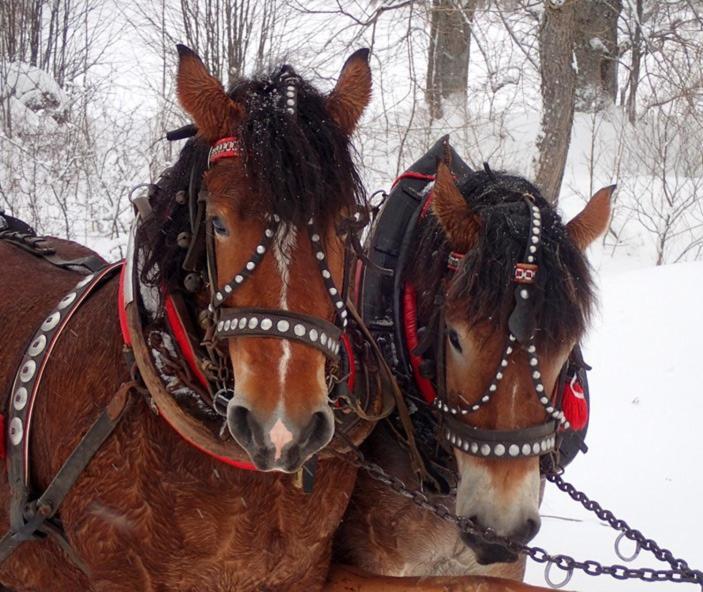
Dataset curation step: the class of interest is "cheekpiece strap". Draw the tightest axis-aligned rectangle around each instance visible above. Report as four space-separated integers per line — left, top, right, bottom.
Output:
208 136 239 167
215 307 342 360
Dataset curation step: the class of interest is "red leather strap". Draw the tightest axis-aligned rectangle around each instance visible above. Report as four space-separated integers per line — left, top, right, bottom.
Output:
208 136 239 166
164 296 209 390
402 283 437 404
117 262 130 346
340 333 356 393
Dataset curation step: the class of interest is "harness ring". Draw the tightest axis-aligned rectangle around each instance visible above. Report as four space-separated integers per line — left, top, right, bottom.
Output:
614 530 642 562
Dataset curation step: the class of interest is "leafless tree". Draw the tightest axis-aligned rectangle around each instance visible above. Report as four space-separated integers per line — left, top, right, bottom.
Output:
533 0 577 203
425 0 479 120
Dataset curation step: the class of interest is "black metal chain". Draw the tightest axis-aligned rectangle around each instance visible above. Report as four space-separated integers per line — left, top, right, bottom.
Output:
333 445 703 588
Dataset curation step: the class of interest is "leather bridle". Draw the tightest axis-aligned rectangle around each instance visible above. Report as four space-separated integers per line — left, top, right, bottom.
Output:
432 193 572 460
200 135 352 415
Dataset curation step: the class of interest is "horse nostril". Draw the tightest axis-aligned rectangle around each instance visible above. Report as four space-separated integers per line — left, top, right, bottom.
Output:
228 405 254 447
525 517 540 540
298 410 334 453
513 517 541 543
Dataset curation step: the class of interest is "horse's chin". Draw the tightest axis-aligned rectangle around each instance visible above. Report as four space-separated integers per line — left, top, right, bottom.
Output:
459 531 518 565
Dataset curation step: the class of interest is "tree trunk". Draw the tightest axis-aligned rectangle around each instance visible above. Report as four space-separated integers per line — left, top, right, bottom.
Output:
573 0 622 112
626 0 643 124
534 0 577 204
425 0 478 120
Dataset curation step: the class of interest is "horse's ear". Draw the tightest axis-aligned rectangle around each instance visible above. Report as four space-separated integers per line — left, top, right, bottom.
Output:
326 48 372 136
176 44 244 143
432 160 480 253
566 185 615 250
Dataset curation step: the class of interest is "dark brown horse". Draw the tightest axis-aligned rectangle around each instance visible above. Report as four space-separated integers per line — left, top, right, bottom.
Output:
336 148 612 584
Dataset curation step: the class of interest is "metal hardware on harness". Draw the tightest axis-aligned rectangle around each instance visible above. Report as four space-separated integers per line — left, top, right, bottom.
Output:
0 261 131 572
332 443 703 588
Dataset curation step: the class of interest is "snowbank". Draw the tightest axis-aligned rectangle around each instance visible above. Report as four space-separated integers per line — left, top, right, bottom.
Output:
526 261 703 591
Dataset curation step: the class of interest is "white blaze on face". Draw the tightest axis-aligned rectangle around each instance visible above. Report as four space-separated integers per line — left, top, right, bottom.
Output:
269 417 294 460
455 452 541 536
273 225 297 395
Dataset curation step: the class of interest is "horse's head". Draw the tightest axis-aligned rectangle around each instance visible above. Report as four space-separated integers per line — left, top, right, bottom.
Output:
415 154 612 563
174 46 371 472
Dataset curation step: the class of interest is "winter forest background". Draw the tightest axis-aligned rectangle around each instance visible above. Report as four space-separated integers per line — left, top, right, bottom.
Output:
2 2 702 591
2 0 702 266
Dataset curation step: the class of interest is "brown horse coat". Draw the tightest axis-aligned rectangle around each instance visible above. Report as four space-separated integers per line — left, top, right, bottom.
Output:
0 239 356 591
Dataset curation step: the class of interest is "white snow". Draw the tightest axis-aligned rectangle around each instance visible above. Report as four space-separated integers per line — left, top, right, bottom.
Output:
525 257 703 591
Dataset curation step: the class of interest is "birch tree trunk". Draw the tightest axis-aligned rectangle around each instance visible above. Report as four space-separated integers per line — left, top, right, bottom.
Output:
534 0 577 204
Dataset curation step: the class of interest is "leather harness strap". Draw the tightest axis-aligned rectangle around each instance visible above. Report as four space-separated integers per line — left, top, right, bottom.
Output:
0 251 130 572
0 383 135 573
0 228 105 275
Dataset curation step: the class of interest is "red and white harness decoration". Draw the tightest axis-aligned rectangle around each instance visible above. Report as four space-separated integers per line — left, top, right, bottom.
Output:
208 136 239 167
514 262 538 284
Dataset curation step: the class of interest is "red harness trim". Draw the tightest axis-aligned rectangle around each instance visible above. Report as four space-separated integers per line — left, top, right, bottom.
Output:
391 171 436 190
340 333 356 393
164 296 209 390
402 283 437 404
208 136 239 166
117 261 131 347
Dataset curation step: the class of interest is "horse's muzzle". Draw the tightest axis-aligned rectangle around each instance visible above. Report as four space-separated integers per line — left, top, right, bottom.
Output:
227 401 334 472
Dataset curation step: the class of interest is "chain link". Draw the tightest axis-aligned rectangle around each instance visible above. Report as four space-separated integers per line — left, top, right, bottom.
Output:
333 445 703 588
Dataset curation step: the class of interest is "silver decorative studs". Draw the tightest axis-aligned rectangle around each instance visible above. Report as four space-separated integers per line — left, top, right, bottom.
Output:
309 329 318 342
246 261 255 271
277 320 290 333
19 360 37 383
248 317 259 329
495 444 506 456
294 324 305 337
13 387 28 411
76 274 95 288
9 417 23 446
261 318 273 331
509 444 520 457
58 292 77 310
41 312 61 332
28 335 47 357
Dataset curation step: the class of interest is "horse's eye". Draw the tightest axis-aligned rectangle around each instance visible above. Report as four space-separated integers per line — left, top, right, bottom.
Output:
447 329 463 353
211 216 229 237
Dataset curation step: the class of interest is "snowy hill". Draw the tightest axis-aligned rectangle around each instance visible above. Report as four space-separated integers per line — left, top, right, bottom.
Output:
526 260 703 591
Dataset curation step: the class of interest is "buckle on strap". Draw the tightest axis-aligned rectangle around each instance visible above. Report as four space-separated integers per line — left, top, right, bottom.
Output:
215 307 342 360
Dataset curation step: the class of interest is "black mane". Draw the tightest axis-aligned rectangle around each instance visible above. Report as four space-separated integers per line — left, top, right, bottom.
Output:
138 64 364 295
409 170 595 351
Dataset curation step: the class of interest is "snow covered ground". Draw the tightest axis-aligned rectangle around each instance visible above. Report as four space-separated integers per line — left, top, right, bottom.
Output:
525 254 703 591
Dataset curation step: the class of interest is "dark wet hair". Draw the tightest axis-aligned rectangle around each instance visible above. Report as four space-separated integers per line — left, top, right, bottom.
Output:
138 64 364 294
409 170 595 351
